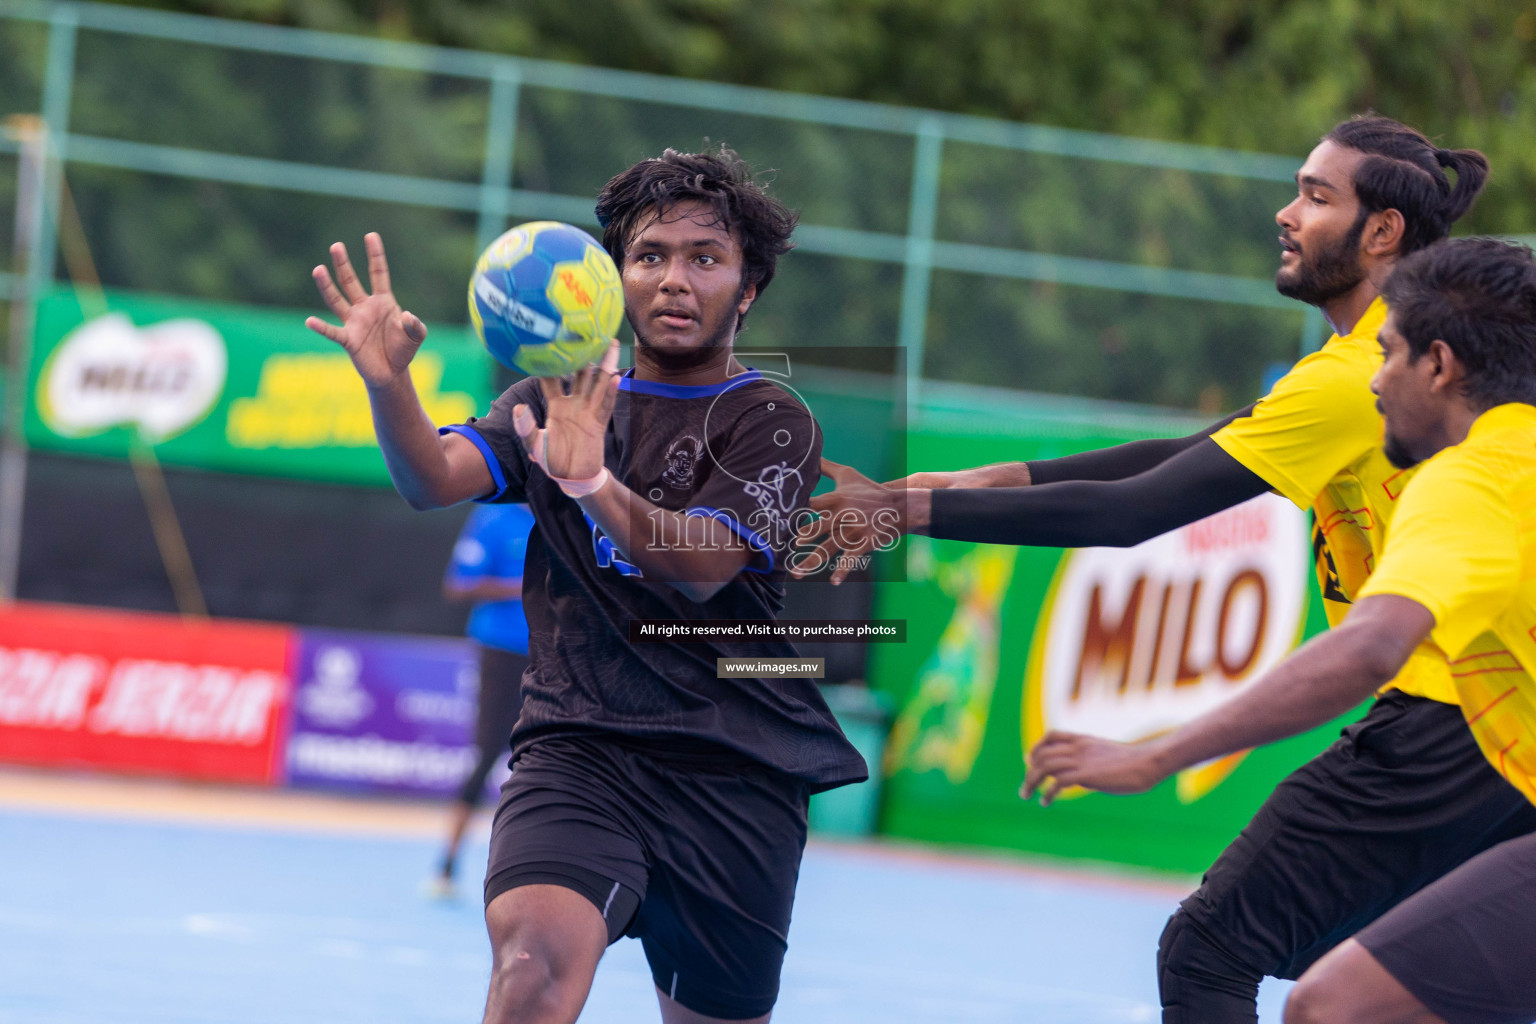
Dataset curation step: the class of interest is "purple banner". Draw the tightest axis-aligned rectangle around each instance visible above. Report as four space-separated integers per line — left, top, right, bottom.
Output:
285 628 501 798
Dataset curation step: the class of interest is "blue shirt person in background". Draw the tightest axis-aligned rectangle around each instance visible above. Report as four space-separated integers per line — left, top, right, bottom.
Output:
432 503 535 896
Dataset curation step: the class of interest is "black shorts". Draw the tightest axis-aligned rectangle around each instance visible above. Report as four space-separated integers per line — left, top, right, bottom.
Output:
483 733 809 1020
1177 691 1536 979
1359 831 1536 1024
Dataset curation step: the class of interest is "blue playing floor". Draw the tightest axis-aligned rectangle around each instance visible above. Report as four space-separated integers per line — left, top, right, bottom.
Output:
0 801 1294 1023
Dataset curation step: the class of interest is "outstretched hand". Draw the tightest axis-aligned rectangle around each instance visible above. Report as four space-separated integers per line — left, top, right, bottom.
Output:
1021 731 1170 806
791 458 907 584
513 339 622 483
305 233 427 388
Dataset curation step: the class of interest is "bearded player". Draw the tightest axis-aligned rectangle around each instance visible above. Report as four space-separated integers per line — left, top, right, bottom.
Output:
798 116 1536 1023
307 147 866 1024
1027 235 1536 1024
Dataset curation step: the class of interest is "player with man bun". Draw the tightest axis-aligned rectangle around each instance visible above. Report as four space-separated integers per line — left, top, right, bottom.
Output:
799 115 1536 1023
1027 235 1536 1024
307 145 865 1024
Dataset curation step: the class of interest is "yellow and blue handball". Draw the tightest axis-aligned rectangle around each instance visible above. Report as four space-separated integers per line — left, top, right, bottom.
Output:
468 221 624 377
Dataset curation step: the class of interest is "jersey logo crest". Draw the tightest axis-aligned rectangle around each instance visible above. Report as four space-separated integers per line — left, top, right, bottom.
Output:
662 434 705 490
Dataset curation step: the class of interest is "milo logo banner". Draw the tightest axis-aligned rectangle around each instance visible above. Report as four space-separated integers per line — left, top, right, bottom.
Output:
872 424 1342 874
37 312 228 441
1024 494 1308 803
24 287 493 486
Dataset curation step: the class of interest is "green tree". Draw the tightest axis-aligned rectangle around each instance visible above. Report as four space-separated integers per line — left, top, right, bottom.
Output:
95 0 1536 233
7 0 1534 410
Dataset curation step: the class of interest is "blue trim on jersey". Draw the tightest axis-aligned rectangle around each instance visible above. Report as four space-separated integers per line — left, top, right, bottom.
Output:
582 510 644 577
685 505 775 575
439 424 508 501
617 368 763 399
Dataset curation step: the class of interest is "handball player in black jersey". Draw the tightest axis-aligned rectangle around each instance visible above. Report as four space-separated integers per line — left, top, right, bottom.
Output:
305 147 867 1024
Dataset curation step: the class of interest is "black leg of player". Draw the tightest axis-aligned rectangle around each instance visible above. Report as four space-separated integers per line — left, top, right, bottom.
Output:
1157 912 1263 1024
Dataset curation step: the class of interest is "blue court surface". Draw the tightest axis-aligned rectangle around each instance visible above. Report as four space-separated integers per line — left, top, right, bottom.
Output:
0 788 1294 1023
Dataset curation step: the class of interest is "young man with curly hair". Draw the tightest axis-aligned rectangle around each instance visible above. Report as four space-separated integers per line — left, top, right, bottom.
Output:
308 146 865 1024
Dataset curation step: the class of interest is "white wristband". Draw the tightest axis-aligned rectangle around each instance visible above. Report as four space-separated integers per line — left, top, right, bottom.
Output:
553 467 611 498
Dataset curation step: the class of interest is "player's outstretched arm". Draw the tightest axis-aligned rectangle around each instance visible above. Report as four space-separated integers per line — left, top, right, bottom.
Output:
1021 594 1433 805
926 440 1269 546
885 405 1254 490
794 439 1269 584
306 233 492 509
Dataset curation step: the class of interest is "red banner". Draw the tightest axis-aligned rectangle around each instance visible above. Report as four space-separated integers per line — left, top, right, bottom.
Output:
0 602 294 784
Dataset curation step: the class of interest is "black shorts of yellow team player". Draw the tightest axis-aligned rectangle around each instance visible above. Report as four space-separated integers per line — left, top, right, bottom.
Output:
483 733 809 1020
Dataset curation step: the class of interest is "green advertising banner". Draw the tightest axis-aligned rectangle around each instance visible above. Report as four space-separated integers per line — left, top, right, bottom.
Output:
870 417 1346 876
24 287 496 486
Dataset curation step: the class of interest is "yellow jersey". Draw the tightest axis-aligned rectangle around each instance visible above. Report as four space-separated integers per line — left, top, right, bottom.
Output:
1360 404 1536 802
1211 296 1458 703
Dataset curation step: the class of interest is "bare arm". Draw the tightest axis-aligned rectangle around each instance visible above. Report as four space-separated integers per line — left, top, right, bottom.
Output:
305 233 493 509
1022 594 1434 804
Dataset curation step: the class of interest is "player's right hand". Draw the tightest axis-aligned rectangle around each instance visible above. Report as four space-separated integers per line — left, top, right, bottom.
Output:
513 339 622 484
1021 730 1167 806
305 232 428 388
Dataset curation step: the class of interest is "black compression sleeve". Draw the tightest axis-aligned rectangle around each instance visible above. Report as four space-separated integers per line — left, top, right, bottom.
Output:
930 439 1270 548
1025 404 1255 485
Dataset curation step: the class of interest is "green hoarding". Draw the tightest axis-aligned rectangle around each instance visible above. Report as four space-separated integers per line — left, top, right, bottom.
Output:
24 286 496 486
869 416 1348 876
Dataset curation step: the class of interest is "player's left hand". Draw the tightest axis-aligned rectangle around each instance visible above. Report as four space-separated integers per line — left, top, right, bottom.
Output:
513 339 621 482
1022 731 1168 806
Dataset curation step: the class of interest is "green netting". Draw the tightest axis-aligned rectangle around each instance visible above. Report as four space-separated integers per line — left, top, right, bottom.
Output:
1 0 1335 414
70 30 492 183
64 165 481 324
516 88 917 236
0 153 17 276
936 142 1297 279
925 270 1304 410
741 251 905 351
0 17 46 121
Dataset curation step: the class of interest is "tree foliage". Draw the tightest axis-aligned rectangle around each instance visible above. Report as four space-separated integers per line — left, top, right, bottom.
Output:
101 0 1536 233
5 1 1533 411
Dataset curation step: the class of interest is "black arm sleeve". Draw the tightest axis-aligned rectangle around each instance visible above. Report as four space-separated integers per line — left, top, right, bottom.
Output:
930 437 1270 548
1025 404 1255 485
